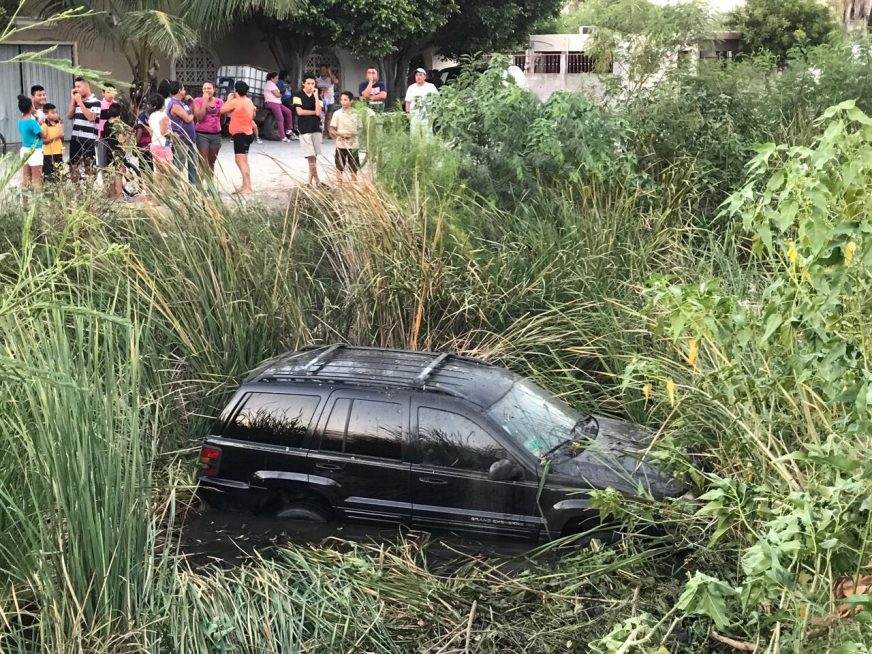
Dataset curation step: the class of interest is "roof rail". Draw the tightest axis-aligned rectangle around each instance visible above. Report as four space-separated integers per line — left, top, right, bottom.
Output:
416 352 451 384
303 344 343 374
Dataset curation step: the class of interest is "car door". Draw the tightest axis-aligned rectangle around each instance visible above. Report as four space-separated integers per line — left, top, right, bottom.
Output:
215 390 324 485
307 390 412 526
410 400 543 540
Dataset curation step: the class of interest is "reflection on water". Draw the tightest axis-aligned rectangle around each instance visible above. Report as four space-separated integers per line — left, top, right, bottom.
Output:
179 510 557 571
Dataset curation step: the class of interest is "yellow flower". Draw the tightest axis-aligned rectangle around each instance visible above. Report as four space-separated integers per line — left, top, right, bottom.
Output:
666 379 676 407
787 240 798 266
844 241 857 266
687 338 699 367
642 383 653 399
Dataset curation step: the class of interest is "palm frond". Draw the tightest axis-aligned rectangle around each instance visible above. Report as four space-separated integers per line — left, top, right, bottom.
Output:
117 9 198 58
183 0 299 32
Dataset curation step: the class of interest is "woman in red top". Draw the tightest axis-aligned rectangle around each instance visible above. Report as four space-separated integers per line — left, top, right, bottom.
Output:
220 80 256 194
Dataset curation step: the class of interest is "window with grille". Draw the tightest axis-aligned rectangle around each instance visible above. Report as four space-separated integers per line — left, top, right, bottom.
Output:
533 52 561 74
174 45 219 99
512 53 527 70
567 52 595 74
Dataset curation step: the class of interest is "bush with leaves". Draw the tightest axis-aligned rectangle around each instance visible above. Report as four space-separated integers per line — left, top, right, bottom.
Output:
623 101 872 650
428 55 639 205
727 0 840 66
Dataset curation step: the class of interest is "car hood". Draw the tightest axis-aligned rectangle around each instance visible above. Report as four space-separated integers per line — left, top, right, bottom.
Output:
547 415 685 499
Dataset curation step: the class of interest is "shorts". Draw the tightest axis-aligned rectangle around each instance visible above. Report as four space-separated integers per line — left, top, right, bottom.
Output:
150 144 173 163
232 133 253 155
69 138 96 167
334 147 360 173
20 147 44 167
300 132 322 158
196 132 222 150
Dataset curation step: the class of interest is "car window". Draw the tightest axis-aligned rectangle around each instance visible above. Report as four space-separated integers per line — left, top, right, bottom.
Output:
319 398 404 460
225 393 320 447
417 407 508 472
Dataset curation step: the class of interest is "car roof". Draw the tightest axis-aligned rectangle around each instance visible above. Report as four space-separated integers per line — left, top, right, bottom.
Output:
244 345 517 408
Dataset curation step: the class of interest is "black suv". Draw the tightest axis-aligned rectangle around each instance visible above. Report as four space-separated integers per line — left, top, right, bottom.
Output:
198 345 684 542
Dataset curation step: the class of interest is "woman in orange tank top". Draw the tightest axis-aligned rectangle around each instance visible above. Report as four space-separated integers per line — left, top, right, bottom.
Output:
220 80 256 194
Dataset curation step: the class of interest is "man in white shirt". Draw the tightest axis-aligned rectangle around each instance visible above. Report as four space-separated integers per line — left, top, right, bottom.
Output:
404 67 439 140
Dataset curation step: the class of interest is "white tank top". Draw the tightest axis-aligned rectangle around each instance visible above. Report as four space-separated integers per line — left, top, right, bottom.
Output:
149 111 169 147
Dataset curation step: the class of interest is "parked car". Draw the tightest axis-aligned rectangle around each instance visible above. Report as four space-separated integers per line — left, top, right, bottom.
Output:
197 345 685 543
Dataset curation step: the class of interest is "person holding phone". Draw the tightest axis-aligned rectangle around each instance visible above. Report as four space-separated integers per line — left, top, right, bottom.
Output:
193 81 224 174
220 81 256 194
66 77 100 182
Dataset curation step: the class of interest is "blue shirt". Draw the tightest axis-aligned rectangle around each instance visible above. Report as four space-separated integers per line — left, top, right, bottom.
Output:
18 117 43 149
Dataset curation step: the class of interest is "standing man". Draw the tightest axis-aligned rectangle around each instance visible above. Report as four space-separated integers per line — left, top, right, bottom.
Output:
293 74 323 186
97 84 116 168
358 66 387 111
66 76 100 182
31 85 47 123
404 67 439 140
315 65 338 137
166 80 199 187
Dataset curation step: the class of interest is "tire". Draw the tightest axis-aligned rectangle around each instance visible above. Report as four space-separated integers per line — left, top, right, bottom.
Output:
0 132 6 155
260 112 280 141
273 493 334 524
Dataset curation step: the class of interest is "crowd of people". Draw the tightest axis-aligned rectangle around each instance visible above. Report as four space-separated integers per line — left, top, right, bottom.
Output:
15 64 441 197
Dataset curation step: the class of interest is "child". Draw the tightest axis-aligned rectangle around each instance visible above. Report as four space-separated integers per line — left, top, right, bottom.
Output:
319 86 330 134
147 93 173 190
97 84 116 167
41 103 64 182
101 102 129 198
17 95 43 193
329 91 362 183
134 99 153 172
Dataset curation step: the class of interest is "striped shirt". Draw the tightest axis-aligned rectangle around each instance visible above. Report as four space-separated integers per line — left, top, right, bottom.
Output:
71 94 100 141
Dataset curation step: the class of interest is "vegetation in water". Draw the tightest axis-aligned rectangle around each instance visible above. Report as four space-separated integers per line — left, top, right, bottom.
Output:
4 14 872 654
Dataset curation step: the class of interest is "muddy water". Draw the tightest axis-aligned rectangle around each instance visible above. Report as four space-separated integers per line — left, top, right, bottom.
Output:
179 509 557 571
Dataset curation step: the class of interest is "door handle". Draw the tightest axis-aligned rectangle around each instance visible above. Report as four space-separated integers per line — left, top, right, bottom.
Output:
315 463 342 472
418 477 448 485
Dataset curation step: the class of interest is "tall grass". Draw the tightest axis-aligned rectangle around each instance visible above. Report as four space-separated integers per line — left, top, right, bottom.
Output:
2 81 871 651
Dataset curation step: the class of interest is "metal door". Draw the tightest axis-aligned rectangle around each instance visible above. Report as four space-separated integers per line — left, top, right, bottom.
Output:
0 43 74 144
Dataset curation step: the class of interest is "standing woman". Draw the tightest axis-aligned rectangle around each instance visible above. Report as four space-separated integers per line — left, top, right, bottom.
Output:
17 95 43 193
220 81 256 194
264 72 294 142
193 81 224 174
147 93 173 189
166 80 199 187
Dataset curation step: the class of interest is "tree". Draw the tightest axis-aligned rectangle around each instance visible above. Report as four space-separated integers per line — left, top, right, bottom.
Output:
37 0 297 96
580 0 713 97
252 0 561 101
835 0 872 32
728 0 838 65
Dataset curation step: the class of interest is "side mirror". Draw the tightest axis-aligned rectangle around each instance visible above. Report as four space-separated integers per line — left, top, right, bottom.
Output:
489 458 523 482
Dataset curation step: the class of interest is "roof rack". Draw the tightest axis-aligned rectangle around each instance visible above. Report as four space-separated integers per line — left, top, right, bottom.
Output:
416 352 451 384
302 344 344 374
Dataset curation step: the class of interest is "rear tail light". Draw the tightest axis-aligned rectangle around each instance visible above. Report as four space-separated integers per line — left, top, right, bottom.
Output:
199 445 222 477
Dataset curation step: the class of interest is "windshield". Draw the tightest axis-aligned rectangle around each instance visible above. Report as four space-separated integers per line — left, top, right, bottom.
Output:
485 379 582 457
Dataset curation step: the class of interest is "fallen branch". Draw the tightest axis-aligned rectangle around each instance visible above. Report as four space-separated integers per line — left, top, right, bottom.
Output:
710 629 757 652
